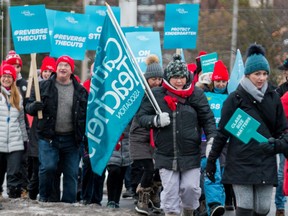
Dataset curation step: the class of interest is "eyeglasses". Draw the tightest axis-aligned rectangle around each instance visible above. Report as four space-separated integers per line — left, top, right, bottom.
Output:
1 75 13 80
57 63 71 69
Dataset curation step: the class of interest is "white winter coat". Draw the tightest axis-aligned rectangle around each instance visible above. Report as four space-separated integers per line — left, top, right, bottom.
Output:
0 87 28 153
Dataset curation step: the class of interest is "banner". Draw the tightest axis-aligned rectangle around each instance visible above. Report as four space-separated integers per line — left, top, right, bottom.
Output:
122 26 153 35
85 5 120 50
50 11 89 60
227 49 245 94
205 92 228 127
164 3 199 49
125 31 162 72
46 9 56 43
9 5 50 54
86 14 145 175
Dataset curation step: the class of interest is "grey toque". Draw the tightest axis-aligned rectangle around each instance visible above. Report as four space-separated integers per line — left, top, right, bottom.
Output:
144 55 164 79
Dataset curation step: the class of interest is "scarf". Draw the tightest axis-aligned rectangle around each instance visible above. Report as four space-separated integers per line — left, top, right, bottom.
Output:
240 77 268 102
162 79 194 111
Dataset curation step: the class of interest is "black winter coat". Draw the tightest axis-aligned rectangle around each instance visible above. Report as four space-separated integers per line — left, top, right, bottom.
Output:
25 74 88 146
211 84 286 185
137 86 216 171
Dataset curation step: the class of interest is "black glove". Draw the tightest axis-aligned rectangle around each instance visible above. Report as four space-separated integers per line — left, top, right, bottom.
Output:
206 158 216 183
258 137 275 155
31 101 44 112
274 136 288 158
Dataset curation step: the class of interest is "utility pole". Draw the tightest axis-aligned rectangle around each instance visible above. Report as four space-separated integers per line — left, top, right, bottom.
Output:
230 0 238 72
5 0 10 55
0 0 4 61
119 0 137 27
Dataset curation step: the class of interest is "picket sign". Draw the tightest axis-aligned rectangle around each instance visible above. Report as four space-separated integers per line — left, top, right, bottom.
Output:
25 53 43 119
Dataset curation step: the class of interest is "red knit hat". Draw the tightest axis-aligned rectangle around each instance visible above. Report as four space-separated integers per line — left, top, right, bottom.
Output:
211 60 229 81
281 92 288 119
56 55 74 72
5 50 23 67
0 64 17 81
40 56 56 73
195 51 207 61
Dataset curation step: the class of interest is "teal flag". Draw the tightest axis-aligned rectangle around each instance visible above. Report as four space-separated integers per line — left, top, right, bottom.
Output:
9 5 50 54
224 108 267 144
86 14 145 175
227 49 244 94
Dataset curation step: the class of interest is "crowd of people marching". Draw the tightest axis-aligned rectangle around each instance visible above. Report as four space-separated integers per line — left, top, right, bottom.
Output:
0 43 288 216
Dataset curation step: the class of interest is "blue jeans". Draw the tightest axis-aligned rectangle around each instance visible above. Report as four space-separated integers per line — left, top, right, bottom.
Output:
275 154 287 209
38 135 80 203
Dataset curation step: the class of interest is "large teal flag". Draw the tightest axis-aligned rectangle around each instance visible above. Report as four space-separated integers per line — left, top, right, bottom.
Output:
227 49 244 94
86 14 145 175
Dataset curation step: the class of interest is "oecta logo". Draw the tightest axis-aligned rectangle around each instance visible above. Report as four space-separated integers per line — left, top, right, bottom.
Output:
136 35 149 41
21 10 35 16
65 16 78 24
96 10 106 16
176 8 188 14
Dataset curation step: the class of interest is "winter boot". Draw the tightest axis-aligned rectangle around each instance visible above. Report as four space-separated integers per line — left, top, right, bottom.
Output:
8 187 21 198
150 181 162 212
135 185 152 215
181 209 194 216
236 207 253 216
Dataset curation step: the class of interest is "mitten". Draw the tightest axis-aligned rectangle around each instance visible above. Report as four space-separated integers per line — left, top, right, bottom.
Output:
154 112 170 127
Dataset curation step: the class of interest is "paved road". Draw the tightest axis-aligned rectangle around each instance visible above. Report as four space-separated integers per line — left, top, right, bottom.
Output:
102 188 287 216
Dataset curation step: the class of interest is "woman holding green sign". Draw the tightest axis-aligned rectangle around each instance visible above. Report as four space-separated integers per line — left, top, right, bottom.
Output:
206 44 288 216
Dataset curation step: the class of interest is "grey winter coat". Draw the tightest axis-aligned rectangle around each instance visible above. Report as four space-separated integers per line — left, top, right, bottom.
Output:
137 86 216 171
108 126 131 167
0 88 28 153
129 115 154 160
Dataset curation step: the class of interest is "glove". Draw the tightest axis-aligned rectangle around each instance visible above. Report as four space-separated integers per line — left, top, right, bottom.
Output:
258 137 275 155
205 137 214 158
206 158 216 183
154 112 170 127
274 136 288 158
31 101 44 112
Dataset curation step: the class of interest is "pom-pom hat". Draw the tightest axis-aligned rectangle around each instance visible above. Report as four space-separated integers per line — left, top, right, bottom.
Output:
244 44 270 75
212 60 229 81
41 56 56 73
0 64 17 81
165 54 189 81
5 50 22 67
278 58 288 70
56 55 75 72
144 55 164 79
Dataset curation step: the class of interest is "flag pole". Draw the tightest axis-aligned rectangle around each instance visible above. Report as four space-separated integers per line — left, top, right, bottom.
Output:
105 2 162 114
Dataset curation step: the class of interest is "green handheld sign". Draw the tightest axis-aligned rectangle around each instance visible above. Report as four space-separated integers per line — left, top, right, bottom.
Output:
224 108 268 144
200 52 218 73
